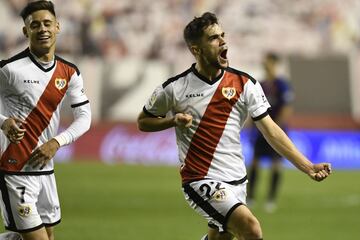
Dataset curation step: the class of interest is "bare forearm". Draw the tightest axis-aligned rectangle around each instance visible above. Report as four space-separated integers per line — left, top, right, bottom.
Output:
137 115 175 132
265 126 313 173
256 117 313 174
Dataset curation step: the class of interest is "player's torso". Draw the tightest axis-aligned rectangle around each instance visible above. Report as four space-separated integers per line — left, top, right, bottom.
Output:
168 68 249 183
0 52 74 173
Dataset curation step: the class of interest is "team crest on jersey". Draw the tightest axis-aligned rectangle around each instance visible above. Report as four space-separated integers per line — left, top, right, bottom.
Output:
18 205 31 217
213 189 227 201
222 87 236 100
55 78 67 90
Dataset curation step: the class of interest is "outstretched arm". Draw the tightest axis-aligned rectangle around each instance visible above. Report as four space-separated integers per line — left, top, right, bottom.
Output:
254 115 331 181
137 111 192 132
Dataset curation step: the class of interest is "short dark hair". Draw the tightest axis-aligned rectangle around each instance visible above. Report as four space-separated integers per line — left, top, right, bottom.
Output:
183 12 218 46
20 1 56 21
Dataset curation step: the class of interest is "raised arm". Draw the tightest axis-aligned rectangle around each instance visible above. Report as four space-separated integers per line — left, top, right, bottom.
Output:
254 115 331 181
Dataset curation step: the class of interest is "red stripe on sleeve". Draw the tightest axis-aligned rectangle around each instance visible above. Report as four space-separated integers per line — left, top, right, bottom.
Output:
181 72 248 183
0 61 74 172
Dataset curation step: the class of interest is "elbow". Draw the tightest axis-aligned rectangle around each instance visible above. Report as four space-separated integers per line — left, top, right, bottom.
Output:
137 120 148 132
137 112 149 132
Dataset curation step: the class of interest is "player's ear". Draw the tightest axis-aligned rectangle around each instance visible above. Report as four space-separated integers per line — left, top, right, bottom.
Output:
55 21 60 34
190 45 201 56
23 27 28 38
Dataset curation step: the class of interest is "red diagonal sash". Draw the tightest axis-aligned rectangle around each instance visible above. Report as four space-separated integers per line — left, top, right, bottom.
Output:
181 72 247 183
0 61 73 171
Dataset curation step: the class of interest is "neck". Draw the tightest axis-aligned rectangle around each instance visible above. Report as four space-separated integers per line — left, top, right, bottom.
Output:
29 47 55 62
195 62 222 81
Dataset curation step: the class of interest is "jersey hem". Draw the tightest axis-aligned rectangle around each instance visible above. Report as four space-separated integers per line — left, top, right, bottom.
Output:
252 110 269 121
71 100 89 108
143 106 165 118
44 219 61 227
182 175 248 186
0 170 54 175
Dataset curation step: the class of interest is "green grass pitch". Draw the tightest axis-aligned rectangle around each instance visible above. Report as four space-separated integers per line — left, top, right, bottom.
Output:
1 162 359 240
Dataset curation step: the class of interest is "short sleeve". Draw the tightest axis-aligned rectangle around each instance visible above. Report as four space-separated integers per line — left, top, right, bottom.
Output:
66 73 89 107
143 85 173 117
244 80 271 120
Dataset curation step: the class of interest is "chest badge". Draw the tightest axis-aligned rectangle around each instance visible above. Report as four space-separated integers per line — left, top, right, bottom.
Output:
55 78 67 90
222 87 236 100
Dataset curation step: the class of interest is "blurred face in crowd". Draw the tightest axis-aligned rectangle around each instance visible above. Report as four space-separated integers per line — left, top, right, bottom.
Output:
23 10 59 58
193 23 228 70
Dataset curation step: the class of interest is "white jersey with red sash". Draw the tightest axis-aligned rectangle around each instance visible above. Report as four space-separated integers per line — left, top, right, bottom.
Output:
0 48 89 174
144 64 271 184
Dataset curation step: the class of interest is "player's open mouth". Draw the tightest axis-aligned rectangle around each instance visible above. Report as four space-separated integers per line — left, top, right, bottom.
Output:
219 49 228 60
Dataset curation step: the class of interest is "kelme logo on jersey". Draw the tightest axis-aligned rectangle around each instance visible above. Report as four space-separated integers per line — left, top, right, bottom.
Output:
55 78 67 90
222 87 236 100
18 205 31 217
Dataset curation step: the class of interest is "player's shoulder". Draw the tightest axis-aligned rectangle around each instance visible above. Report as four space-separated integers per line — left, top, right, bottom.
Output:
225 67 257 85
0 48 30 69
55 54 81 76
162 66 192 89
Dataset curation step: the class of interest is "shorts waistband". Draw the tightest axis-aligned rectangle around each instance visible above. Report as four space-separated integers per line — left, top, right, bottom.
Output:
182 175 247 187
225 175 248 185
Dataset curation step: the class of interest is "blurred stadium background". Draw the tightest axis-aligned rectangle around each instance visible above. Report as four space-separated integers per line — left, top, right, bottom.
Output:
0 0 360 239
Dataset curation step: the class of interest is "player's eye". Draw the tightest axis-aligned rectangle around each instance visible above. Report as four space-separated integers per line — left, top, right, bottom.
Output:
30 23 40 29
44 21 53 27
209 35 218 41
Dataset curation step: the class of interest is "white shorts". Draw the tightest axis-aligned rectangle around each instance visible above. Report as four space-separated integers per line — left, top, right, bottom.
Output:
0 172 61 233
182 177 247 232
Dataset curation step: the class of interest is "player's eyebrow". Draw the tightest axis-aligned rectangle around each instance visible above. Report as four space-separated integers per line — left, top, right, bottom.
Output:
208 34 219 40
208 32 225 40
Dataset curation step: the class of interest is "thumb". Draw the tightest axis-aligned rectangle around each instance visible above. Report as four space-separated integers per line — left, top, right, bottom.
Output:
324 163 332 173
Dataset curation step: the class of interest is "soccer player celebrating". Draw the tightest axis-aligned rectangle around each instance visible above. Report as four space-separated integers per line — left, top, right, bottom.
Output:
138 12 331 240
0 1 91 240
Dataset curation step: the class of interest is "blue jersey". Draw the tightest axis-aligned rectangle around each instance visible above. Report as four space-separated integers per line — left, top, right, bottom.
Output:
260 77 293 122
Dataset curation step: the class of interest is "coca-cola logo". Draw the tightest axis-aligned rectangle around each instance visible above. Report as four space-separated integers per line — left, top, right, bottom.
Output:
100 127 179 165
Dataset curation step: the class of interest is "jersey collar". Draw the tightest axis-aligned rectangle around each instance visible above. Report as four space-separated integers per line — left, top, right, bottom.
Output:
191 63 224 85
26 48 56 72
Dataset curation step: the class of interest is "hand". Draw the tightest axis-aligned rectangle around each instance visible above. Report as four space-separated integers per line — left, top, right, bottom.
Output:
1 117 27 144
28 139 60 170
308 163 332 182
174 113 193 128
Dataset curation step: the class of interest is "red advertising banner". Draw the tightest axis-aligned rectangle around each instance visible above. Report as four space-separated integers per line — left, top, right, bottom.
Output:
55 123 179 165
55 122 360 169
